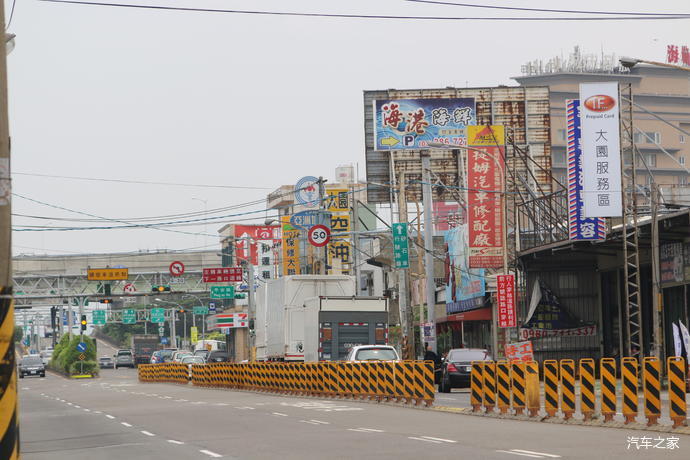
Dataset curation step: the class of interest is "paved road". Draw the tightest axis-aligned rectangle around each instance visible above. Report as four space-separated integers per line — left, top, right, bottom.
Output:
19 368 687 459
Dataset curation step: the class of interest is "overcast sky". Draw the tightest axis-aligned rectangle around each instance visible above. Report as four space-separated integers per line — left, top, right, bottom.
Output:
7 0 689 256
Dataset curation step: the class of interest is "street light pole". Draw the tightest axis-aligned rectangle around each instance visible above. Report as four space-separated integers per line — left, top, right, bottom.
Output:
421 151 437 354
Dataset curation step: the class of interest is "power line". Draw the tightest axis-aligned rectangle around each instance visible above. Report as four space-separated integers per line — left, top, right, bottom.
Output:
6 0 17 29
405 0 689 17
39 0 690 20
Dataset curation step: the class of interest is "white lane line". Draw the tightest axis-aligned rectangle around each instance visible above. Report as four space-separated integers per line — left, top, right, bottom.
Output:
105 415 115 419
496 451 544 458
93 411 102 414
420 436 457 443
215 403 228 406
348 428 384 433
74 405 81 409
140 431 155 437
199 449 223 458
511 450 561 458
408 436 442 444
162 396 172 399
272 412 288 417
83 409 91 412
168 440 185 445
300 420 321 425
66 402 73 406
178 399 189 402
235 406 255 410
355 428 384 433
40 393 45 396
192 401 208 405
309 420 330 425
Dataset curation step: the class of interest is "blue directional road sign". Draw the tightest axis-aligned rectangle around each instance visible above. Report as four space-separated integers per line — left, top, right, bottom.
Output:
76 342 87 352
161 337 169 345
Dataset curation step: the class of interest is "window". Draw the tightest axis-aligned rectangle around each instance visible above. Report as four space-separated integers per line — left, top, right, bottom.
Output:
552 150 566 165
681 135 686 144
634 132 661 144
261 257 270 266
262 270 271 279
680 156 686 165
556 129 567 141
637 154 656 167
679 176 688 186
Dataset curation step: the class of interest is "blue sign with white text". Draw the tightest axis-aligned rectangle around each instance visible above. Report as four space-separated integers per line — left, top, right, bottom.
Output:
373 97 475 150
76 342 87 352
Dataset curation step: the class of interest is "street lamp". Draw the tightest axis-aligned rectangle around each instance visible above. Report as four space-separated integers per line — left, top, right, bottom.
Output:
619 56 690 72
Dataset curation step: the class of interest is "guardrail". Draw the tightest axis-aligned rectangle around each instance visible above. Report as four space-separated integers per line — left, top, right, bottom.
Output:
470 357 687 428
138 361 435 406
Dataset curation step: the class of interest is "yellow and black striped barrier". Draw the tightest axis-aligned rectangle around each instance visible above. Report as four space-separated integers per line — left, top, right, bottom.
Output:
600 358 617 422
621 357 638 424
578 358 595 421
0 290 19 460
543 359 559 418
525 361 540 417
667 357 687 428
643 357 661 426
496 360 511 414
510 361 526 415
559 359 575 420
482 361 496 413
470 361 483 412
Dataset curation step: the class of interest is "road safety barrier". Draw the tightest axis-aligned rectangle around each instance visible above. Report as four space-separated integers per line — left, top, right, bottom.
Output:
138 360 434 406
468 357 688 426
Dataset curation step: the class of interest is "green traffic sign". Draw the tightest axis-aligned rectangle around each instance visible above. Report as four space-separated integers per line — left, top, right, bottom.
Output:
122 308 137 324
92 310 106 325
193 306 208 315
210 285 235 299
392 223 409 269
150 308 166 324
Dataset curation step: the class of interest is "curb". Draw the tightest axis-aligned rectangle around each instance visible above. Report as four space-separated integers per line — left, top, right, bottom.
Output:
431 405 690 436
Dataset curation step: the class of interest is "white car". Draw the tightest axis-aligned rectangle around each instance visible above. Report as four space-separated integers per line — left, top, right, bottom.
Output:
40 349 54 366
171 351 193 363
344 345 400 362
181 355 206 380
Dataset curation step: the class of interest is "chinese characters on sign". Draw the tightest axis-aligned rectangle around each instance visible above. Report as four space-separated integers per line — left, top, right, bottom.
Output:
87 268 129 281
392 223 409 269
626 436 680 450
325 189 350 212
504 341 534 362
566 99 606 240
467 125 505 268
497 274 516 328
579 82 622 217
373 98 475 150
202 267 242 283
327 186 351 275
281 216 301 276
666 44 690 66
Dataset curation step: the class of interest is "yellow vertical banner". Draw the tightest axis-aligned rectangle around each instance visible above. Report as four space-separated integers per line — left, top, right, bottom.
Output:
281 216 301 275
326 186 351 275
190 326 198 344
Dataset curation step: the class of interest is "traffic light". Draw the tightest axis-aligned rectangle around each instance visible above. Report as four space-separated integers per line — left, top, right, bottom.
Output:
100 298 112 304
151 285 171 293
178 308 186 314
80 315 87 332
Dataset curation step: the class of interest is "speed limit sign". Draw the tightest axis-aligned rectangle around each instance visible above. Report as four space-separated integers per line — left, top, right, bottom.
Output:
308 224 331 247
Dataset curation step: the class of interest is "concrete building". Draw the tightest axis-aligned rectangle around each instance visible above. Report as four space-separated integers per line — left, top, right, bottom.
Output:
514 48 690 195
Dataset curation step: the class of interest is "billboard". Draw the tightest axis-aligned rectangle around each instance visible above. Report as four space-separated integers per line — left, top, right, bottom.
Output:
444 225 485 314
373 98 475 150
566 99 606 240
232 225 280 266
467 126 505 268
281 217 301 276
580 82 622 217
497 274 516 328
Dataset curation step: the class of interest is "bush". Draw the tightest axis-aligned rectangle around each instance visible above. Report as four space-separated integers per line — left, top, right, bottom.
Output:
50 334 71 369
52 335 97 374
69 360 99 376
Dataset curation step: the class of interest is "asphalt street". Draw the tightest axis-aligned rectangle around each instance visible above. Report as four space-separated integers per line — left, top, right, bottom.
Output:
19 368 688 460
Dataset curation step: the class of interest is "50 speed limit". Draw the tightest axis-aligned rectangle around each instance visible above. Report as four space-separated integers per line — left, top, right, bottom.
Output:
308 224 331 247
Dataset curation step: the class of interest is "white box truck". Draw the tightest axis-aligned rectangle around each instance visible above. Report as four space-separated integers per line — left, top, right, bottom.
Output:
255 275 355 361
303 296 389 362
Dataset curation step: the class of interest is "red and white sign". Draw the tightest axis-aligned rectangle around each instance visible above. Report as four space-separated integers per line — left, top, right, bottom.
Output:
497 274 516 328
519 325 597 340
666 44 690 66
308 224 331 247
210 312 248 330
467 142 504 268
169 261 185 277
233 225 280 265
203 267 242 283
123 283 136 293
504 341 534 362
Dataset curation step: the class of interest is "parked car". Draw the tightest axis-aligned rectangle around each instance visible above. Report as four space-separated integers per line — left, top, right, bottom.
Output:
438 348 492 393
114 349 135 369
98 356 115 369
207 351 229 363
19 355 45 378
181 355 206 380
171 351 193 363
344 345 400 362
40 348 53 366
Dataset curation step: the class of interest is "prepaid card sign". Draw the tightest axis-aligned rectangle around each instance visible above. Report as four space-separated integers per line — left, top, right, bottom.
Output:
579 82 622 217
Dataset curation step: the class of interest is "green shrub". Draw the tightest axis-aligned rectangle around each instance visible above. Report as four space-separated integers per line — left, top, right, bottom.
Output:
57 336 97 373
69 360 99 376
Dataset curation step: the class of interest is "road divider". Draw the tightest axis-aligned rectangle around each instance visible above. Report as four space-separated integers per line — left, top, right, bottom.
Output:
138 361 434 406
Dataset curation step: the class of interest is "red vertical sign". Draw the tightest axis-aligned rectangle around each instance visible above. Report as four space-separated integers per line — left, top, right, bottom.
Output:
467 145 504 268
497 274 516 328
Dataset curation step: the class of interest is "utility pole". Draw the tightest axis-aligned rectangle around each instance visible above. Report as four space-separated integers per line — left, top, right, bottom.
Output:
318 176 327 275
247 259 255 361
171 308 177 348
421 151 437 354
398 170 412 359
68 299 74 339
351 181 361 292
650 183 662 359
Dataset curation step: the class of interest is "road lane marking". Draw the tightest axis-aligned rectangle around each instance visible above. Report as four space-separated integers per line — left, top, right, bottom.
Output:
235 406 255 410
66 402 73 406
168 440 185 445
192 401 208 405
215 403 228 406
408 437 442 444
121 422 132 427
140 431 155 437
199 449 223 458
83 409 90 412
74 405 81 408
178 399 189 402
272 412 288 417
105 415 115 419
310 420 329 424
496 451 545 458
93 411 102 414
300 420 321 425
420 436 456 443
356 428 384 432
511 450 561 458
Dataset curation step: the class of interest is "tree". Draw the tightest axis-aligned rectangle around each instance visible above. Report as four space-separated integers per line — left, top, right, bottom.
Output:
13 325 22 343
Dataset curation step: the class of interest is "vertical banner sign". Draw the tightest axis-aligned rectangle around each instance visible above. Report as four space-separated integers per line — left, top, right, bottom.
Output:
579 82 622 217
497 274 516 327
566 99 606 240
392 223 410 269
327 186 351 275
281 216 301 276
467 125 505 268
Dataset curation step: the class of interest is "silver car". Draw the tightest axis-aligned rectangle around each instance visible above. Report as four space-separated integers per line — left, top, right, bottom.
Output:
114 350 135 369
